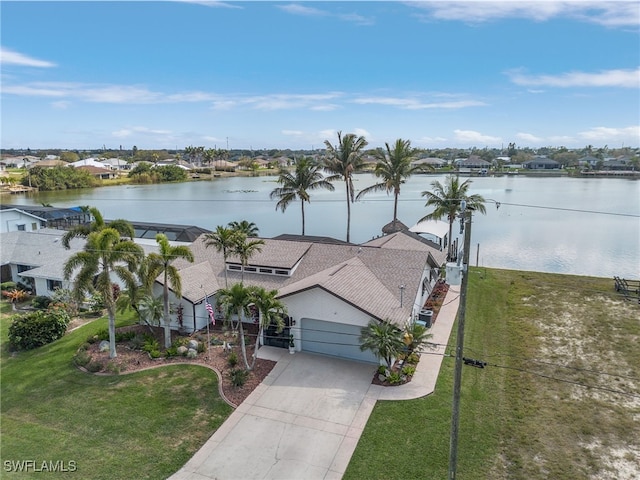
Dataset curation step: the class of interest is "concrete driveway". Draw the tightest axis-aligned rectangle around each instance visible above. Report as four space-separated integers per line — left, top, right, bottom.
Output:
169 348 379 480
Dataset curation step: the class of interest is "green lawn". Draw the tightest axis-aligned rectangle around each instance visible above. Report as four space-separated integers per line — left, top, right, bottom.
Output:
345 268 639 480
1 307 232 479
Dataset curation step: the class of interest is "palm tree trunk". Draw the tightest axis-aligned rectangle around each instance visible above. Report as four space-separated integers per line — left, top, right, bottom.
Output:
108 307 117 358
163 281 171 349
249 325 262 371
447 217 454 261
301 201 306 235
393 191 399 223
238 320 251 370
223 251 228 288
345 180 351 243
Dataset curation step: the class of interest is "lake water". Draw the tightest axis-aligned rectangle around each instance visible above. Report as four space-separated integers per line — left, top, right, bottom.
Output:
4 174 639 279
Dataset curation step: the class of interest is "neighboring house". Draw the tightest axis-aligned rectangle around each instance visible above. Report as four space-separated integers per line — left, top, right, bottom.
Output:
69 158 107 169
0 208 45 233
151 231 446 363
30 159 68 168
100 158 131 171
76 165 118 180
457 157 491 170
0 228 155 297
578 155 600 168
212 160 237 171
2 156 39 168
0 205 92 230
412 157 446 168
523 157 561 170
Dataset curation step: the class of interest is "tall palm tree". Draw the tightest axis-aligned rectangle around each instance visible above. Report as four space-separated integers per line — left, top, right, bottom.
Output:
64 228 143 358
355 138 429 224
269 157 335 235
145 233 194 349
418 175 487 260
228 220 259 237
61 206 134 249
323 131 368 243
231 233 265 283
359 319 404 369
204 225 239 288
248 286 286 370
216 282 255 370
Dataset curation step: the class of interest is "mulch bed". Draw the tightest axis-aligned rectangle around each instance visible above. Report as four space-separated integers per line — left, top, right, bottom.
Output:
75 323 276 407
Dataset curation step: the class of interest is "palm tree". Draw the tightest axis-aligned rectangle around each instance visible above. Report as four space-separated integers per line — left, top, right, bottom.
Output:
269 157 335 235
216 282 255 370
359 319 404 369
403 321 433 356
138 294 164 331
64 228 143 358
419 175 487 260
323 131 368 243
231 233 265 283
355 138 429 225
62 206 134 249
204 225 240 288
228 220 259 237
248 287 286 370
145 233 194 349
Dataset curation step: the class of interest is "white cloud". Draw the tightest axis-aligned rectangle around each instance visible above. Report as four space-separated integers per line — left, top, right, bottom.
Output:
410 1 640 27
177 1 242 9
578 125 640 142
279 3 374 25
352 96 486 109
353 128 371 139
51 101 70 109
112 126 172 138
282 130 304 136
516 132 544 143
453 129 502 145
0 47 56 67
507 67 640 88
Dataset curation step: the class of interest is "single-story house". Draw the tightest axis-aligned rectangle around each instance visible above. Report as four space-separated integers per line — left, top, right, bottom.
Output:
151 231 446 363
456 157 491 170
0 208 46 233
69 158 107 169
523 157 561 170
100 158 131 171
1 226 446 365
76 165 118 180
0 205 92 230
412 157 447 168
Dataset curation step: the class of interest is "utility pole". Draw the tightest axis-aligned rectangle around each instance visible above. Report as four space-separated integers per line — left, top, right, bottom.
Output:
448 205 472 480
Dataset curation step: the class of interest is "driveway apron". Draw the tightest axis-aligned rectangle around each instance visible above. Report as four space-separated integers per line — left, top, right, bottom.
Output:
169 349 379 480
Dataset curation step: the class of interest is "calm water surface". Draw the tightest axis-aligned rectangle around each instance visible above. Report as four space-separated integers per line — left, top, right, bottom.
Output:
5 174 639 279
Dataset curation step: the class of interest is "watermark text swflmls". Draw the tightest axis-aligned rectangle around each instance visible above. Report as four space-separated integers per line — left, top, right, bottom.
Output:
4 460 77 473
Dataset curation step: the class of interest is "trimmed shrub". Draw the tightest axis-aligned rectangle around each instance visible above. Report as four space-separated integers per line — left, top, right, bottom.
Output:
31 296 52 310
227 351 238 368
73 349 91 367
229 369 249 387
8 309 69 350
401 365 416 376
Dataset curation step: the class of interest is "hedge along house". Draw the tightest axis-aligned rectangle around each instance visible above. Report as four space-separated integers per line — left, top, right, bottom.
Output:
153 231 446 364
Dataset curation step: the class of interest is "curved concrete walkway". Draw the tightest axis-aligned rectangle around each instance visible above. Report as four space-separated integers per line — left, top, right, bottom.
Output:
169 288 459 480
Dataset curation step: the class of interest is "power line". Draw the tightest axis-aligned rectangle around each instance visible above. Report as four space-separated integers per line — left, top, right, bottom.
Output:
488 362 640 399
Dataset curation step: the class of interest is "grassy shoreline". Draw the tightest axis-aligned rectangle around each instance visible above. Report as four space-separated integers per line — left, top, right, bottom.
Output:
344 268 639 480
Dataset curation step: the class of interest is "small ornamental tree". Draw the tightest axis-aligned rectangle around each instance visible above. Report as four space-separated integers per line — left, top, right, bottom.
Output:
359 319 404 369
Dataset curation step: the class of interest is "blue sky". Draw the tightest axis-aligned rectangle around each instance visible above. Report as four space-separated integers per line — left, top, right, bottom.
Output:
1 1 639 151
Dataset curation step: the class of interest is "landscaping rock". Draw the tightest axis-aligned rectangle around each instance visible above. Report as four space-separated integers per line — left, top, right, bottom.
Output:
99 340 110 353
187 348 197 359
188 339 199 350
177 346 188 356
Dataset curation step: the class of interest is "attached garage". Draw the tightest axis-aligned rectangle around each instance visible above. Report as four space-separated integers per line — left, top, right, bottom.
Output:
300 318 379 364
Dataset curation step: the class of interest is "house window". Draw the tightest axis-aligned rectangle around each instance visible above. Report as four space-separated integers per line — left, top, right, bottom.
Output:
228 265 242 271
17 264 32 273
17 224 26 231
31 222 38 231
259 268 272 274
47 279 62 291
275 269 289 276
244 266 257 273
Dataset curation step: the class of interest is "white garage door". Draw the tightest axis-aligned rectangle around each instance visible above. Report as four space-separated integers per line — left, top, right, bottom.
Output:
300 318 378 364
